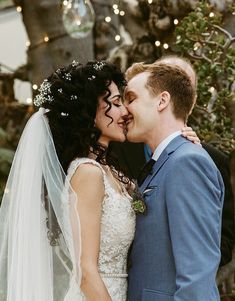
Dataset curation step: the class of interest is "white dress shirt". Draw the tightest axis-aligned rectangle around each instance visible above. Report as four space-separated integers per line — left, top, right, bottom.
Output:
152 131 181 162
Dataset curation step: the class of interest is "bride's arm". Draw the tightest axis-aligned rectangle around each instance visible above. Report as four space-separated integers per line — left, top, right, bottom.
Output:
70 164 112 301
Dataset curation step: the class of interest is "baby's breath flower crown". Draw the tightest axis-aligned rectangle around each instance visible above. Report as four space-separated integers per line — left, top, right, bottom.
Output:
33 60 107 108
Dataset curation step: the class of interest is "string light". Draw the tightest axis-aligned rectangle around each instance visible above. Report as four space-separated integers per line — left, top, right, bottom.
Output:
113 4 118 9
62 0 95 39
105 16 111 22
114 9 119 14
26 98 32 104
155 40 161 47
209 87 215 93
174 19 179 25
148 0 153 3
16 6 22 12
163 43 169 49
209 12 215 17
120 11 125 16
115 34 121 41
63 0 68 5
44 36 49 42
32 84 38 90
25 41 31 47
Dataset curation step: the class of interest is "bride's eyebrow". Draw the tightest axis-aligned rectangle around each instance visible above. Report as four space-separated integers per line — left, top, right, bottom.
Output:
109 94 121 100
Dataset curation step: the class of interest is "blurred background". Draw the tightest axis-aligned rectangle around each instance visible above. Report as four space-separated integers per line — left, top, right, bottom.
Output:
0 0 234 299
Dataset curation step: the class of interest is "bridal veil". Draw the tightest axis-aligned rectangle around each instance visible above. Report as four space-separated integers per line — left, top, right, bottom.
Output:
0 108 82 300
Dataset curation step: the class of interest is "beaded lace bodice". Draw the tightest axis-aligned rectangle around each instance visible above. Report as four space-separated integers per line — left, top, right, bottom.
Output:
66 158 136 301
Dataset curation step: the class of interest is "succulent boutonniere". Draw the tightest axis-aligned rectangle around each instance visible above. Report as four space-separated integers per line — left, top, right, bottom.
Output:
130 182 147 215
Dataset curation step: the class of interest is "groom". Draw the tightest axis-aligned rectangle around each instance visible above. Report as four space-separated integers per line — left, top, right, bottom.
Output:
124 62 224 300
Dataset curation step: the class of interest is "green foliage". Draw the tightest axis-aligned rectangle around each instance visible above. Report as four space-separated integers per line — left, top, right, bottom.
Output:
173 1 235 153
0 148 14 176
0 127 14 202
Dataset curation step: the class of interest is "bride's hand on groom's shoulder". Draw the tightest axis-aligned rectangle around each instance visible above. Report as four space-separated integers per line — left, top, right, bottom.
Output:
181 126 201 146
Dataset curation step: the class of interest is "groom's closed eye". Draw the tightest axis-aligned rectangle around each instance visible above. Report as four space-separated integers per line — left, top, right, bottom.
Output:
127 98 135 104
124 92 136 105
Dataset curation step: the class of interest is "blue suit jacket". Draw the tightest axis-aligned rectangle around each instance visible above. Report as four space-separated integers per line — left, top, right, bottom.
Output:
128 136 224 301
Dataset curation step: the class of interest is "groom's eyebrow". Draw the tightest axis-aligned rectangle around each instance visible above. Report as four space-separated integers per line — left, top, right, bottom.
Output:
124 90 134 98
123 89 129 98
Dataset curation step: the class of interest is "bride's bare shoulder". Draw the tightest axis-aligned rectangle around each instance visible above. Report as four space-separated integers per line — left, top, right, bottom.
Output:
70 161 105 199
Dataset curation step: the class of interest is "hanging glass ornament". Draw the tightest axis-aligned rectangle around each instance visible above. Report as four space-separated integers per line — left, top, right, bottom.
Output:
62 0 95 38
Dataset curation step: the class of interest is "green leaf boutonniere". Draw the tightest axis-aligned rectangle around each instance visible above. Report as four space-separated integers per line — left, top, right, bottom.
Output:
130 183 147 215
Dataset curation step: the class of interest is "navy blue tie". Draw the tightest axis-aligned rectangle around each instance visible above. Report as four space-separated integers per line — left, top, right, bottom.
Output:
137 158 155 186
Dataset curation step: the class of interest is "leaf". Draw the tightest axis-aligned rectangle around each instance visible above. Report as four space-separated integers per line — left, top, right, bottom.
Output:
0 148 15 176
0 127 7 144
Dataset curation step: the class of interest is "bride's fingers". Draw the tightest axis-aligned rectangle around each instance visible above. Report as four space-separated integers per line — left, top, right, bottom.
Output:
181 126 193 132
185 135 201 145
181 127 201 145
181 130 197 137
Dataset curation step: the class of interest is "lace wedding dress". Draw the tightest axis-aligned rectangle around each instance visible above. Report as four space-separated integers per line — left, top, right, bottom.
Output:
66 158 136 301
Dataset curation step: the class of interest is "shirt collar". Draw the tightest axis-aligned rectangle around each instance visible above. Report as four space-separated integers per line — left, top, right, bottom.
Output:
152 131 181 162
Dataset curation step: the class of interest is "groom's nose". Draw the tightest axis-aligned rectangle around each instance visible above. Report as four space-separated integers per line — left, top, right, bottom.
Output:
121 104 129 117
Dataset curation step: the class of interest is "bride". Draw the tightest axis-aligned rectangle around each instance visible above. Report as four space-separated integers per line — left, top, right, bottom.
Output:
0 60 198 301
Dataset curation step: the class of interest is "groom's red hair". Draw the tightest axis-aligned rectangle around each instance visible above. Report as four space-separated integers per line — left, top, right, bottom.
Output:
126 62 196 122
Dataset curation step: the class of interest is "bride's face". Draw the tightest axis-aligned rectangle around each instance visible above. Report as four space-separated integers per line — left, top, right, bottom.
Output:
95 81 128 146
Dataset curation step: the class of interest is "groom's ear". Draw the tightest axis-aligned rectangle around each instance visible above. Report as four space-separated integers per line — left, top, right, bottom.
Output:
156 91 171 112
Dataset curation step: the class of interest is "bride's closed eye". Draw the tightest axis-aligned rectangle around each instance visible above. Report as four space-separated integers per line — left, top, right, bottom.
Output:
111 96 122 107
113 99 122 107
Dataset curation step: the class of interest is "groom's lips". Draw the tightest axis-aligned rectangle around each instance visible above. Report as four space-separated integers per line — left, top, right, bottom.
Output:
126 118 133 128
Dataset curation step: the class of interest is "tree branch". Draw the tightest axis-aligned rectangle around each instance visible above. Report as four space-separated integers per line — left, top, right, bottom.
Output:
212 24 233 40
188 52 212 64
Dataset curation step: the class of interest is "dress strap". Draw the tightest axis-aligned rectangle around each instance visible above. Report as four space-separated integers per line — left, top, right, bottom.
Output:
67 158 110 194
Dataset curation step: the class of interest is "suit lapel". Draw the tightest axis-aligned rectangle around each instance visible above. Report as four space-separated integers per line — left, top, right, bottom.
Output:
140 150 169 193
140 136 189 193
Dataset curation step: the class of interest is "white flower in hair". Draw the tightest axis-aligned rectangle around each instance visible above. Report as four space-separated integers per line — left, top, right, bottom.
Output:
63 73 72 81
93 61 106 71
61 112 69 117
72 60 79 67
88 75 96 81
71 95 78 100
34 79 54 107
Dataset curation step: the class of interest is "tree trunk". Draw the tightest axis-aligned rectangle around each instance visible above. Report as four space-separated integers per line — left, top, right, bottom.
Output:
14 0 94 85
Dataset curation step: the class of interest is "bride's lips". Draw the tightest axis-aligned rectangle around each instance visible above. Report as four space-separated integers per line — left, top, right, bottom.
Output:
122 118 133 136
117 121 126 129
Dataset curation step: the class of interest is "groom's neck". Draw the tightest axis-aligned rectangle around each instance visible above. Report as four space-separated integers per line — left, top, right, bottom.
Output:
147 119 184 153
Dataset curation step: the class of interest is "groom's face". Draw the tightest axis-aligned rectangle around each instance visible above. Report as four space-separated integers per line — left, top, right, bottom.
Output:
124 72 159 143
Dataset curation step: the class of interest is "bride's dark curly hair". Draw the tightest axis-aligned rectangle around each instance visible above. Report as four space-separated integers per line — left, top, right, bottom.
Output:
40 60 126 173
37 61 133 246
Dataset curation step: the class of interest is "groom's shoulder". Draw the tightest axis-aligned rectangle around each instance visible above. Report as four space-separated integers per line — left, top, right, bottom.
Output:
171 139 216 169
